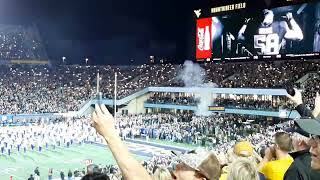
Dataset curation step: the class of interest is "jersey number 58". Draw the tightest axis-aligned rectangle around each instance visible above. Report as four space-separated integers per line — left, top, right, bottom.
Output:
254 34 280 55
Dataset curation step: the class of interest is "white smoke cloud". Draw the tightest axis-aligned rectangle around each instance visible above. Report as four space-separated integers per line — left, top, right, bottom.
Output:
178 61 219 116
195 82 218 116
178 60 205 87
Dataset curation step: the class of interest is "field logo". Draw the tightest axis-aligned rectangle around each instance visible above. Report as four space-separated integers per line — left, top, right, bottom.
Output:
194 9 201 18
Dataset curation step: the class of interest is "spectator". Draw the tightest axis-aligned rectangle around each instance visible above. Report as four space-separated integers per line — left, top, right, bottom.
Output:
220 141 265 180
34 167 40 180
68 169 73 180
92 104 152 180
258 132 293 180
48 168 53 180
60 170 65 180
152 166 172 180
294 117 320 171
81 172 110 180
286 88 318 118
227 158 260 180
280 87 320 173
284 127 320 180
172 148 221 180
28 174 34 180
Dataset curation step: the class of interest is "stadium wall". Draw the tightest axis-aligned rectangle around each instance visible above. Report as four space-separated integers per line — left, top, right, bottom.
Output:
118 93 150 114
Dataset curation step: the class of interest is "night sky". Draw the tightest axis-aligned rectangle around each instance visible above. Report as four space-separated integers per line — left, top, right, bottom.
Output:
0 0 273 65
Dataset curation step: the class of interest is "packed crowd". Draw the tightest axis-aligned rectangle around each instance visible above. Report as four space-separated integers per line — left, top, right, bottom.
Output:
0 65 93 114
116 113 276 147
7 87 320 180
0 60 319 114
0 64 178 114
147 93 199 106
147 61 320 110
0 25 46 60
146 93 294 111
17 112 286 180
77 90 320 180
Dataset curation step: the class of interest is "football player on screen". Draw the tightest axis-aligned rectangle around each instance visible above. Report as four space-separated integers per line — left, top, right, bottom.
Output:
237 9 303 56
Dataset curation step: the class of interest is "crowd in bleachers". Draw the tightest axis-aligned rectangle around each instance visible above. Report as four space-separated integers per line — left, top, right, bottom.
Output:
0 60 319 114
146 93 199 106
146 93 295 111
0 25 46 60
0 86 317 180
0 65 93 114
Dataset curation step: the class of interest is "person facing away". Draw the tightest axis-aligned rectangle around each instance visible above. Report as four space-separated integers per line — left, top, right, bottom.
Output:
258 132 294 180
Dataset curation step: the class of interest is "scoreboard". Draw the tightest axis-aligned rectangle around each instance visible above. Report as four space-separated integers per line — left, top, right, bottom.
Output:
195 0 320 61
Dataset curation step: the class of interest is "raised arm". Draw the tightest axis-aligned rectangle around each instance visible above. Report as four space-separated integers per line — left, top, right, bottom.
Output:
284 13 303 41
92 104 152 180
286 88 314 118
238 18 251 41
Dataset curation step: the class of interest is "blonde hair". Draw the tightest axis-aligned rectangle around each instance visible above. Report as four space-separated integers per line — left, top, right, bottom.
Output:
228 150 259 165
227 158 259 180
152 167 172 180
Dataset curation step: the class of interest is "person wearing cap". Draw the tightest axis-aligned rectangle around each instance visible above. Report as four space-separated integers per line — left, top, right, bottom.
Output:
258 132 293 180
219 141 265 180
287 88 320 171
294 115 320 172
283 126 320 180
92 104 152 180
172 148 221 180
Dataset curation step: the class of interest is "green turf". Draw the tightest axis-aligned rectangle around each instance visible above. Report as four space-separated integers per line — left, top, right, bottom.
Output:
0 144 146 180
146 139 201 149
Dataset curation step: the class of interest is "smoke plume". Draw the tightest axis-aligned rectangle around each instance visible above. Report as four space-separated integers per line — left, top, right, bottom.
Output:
178 60 205 87
178 61 218 116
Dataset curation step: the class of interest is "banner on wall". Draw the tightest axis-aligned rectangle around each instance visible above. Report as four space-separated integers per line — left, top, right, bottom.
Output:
196 18 213 59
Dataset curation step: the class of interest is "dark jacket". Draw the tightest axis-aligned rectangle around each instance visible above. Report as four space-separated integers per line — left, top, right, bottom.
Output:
34 168 40 176
296 104 314 118
284 149 320 180
259 173 266 180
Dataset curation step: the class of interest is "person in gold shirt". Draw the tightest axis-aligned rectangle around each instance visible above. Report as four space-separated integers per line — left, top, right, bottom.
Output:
220 141 265 180
258 132 294 180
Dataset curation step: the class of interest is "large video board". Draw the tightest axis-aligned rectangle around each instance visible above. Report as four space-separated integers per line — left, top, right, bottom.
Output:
196 2 320 61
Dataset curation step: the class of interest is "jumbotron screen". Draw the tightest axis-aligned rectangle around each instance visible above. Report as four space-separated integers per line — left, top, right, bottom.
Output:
196 2 320 61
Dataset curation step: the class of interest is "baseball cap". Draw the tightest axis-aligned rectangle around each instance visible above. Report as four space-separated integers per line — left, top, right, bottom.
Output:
294 118 320 136
175 148 221 180
233 141 253 157
285 124 310 137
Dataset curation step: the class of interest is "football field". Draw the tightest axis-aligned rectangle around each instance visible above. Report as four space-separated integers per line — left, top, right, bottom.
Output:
0 143 146 180
0 140 190 180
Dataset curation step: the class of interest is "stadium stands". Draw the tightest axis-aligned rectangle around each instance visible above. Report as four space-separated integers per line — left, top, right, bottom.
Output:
0 24 47 60
0 60 319 114
0 60 320 179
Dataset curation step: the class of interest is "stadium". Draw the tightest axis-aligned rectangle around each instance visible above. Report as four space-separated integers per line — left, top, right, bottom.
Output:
0 0 320 180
